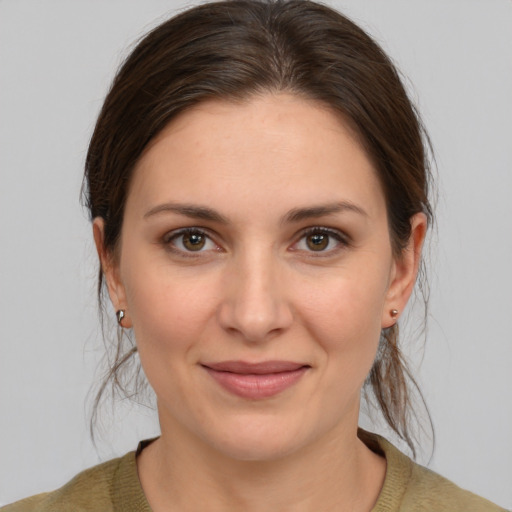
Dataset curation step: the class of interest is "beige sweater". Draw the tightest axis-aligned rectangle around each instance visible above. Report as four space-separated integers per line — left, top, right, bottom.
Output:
2 433 506 511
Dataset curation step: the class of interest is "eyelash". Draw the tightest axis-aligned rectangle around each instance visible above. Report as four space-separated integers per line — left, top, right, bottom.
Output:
294 227 350 256
161 226 350 258
162 227 220 258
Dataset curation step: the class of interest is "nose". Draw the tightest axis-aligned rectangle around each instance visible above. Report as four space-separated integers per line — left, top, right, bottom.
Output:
217 250 293 343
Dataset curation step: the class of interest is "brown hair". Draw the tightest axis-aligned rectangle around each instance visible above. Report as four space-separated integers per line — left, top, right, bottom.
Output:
84 0 433 454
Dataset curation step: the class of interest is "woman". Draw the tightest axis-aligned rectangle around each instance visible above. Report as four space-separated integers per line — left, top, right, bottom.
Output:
2 1 508 510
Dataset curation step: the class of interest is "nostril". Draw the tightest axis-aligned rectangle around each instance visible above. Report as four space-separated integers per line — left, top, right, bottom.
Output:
217 300 293 343
216 266 294 342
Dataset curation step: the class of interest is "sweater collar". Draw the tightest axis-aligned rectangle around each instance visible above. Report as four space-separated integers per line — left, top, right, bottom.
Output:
112 439 153 512
358 429 413 511
111 432 412 511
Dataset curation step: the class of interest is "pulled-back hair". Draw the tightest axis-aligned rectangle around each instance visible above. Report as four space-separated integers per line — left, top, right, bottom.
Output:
84 0 433 455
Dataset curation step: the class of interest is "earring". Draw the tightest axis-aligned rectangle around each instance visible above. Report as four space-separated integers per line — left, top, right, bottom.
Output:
390 309 399 318
116 309 126 326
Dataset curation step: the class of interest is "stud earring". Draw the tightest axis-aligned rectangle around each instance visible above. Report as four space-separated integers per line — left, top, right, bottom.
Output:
116 309 126 326
390 309 399 318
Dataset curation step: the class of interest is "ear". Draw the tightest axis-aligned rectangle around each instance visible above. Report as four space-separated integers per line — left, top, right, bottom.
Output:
382 212 427 328
93 218 132 328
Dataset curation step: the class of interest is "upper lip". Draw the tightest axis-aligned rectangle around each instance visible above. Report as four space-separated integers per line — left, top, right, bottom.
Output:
202 360 309 374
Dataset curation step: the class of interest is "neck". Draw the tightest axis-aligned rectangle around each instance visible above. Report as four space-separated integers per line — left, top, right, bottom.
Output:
137 417 386 512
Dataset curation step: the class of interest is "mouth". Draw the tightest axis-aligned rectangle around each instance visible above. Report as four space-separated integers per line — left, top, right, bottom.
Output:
201 360 310 399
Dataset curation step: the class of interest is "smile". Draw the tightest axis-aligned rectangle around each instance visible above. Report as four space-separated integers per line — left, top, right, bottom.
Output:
201 360 310 399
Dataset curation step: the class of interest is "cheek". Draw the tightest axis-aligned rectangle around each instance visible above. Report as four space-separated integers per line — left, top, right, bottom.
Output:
122 264 224 410
121 258 220 363
296 265 389 376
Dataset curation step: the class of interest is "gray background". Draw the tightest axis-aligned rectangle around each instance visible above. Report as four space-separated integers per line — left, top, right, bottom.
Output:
1 0 511 508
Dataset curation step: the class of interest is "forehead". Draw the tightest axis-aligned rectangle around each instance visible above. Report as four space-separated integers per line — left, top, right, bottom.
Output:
127 94 385 222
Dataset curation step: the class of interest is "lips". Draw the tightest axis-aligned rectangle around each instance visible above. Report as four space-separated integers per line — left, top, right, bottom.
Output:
201 360 310 399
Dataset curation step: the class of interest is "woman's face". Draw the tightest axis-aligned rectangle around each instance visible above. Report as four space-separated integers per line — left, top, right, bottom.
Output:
98 94 423 461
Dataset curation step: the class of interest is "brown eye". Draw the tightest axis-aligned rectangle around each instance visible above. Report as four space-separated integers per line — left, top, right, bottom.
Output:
182 232 206 251
306 233 329 251
293 228 348 255
164 228 218 256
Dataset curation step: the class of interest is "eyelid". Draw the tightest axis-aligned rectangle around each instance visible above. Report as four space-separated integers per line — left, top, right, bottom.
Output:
291 226 351 254
163 226 208 242
162 227 222 256
160 225 350 257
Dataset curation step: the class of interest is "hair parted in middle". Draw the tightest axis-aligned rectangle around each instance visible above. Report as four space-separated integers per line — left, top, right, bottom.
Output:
84 0 434 455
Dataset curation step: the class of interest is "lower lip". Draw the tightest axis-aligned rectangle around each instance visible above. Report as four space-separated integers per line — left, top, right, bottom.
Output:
203 366 309 399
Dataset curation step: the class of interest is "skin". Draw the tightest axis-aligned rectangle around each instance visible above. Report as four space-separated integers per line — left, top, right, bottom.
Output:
94 94 426 511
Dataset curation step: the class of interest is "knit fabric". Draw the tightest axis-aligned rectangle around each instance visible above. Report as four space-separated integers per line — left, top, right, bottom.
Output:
3 433 506 511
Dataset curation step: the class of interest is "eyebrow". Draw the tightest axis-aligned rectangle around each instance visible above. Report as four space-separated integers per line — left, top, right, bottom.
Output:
144 203 229 223
143 200 367 223
282 201 368 223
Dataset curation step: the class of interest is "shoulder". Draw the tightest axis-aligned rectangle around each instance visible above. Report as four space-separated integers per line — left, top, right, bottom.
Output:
402 462 507 512
366 431 507 512
1 455 127 512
